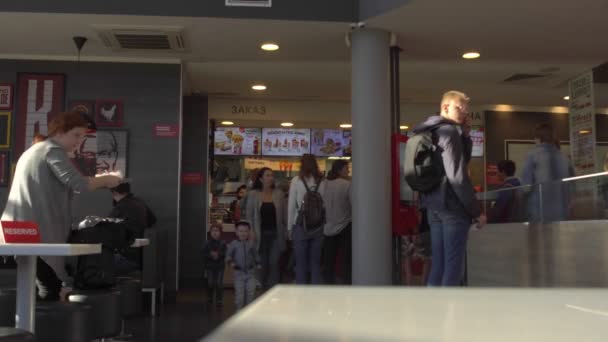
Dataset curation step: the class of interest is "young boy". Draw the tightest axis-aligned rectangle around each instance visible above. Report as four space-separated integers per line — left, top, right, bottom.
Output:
203 223 227 306
225 221 261 309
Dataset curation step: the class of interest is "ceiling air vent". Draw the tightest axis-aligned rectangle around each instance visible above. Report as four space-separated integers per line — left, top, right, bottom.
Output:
226 0 272 7
95 26 186 52
502 74 546 82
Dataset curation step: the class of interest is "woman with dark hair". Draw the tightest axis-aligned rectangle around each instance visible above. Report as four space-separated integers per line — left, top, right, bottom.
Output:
230 185 247 222
246 167 287 289
2 111 122 300
288 154 326 284
322 160 352 284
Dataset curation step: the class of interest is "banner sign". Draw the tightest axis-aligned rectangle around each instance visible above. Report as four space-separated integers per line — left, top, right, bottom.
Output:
569 71 596 175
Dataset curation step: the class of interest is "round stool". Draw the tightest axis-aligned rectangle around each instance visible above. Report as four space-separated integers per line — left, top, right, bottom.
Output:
0 289 16 326
67 289 121 339
113 277 143 341
36 302 93 342
0 327 34 342
116 277 143 317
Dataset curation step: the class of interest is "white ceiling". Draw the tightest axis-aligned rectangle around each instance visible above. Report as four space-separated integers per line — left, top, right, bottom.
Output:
0 3 607 110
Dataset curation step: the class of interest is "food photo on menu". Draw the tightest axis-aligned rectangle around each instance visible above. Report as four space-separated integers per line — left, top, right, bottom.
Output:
214 127 262 156
311 129 352 157
261 128 311 156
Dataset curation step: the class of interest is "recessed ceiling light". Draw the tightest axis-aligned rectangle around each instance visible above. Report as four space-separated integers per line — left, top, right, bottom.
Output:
400 125 409 130
462 51 480 59
252 84 267 91
564 96 570 100
281 122 294 127
339 124 352 128
221 121 234 126
261 43 279 51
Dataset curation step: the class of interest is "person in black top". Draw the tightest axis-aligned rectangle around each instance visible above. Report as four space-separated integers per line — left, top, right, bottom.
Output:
203 223 227 306
246 168 287 289
109 182 157 274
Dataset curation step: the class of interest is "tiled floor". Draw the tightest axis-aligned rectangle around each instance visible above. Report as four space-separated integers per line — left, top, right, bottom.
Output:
126 289 238 342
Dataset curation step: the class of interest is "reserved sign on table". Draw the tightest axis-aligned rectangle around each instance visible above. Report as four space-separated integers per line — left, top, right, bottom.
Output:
0 221 40 243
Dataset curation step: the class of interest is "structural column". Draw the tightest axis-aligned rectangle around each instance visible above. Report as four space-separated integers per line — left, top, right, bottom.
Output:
351 28 392 285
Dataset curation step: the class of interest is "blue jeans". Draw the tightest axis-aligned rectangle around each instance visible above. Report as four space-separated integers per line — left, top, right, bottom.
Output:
293 225 323 284
427 210 471 286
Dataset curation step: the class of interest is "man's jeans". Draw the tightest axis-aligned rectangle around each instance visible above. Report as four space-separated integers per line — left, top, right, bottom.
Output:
427 210 471 286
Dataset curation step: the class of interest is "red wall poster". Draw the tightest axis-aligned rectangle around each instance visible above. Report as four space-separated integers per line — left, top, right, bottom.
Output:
14 74 65 158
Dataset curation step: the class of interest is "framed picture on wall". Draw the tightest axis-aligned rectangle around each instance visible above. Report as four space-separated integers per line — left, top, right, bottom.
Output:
14 73 65 159
96 130 129 177
0 151 9 187
68 100 95 120
96 99 124 127
0 111 11 148
0 84 13 110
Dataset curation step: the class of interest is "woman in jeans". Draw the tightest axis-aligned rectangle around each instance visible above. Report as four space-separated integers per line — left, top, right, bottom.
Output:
288 154 326 284
322 160 352 284
246 167 287 289
1 111 122 300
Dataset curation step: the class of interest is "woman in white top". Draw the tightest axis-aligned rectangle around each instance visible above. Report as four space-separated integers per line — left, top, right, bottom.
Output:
321 160 352 284
288 154 326 284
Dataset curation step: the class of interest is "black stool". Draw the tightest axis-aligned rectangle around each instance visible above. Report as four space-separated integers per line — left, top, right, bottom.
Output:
0 289 16 326
68 289 121 340
36 302 93 342
114 277 143 341
0 328 34 342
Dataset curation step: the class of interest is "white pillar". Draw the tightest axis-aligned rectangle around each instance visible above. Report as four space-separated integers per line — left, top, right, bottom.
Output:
351 28 392 285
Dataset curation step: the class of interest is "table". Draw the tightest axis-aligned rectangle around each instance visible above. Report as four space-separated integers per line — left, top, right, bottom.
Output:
0 243 101 333
203 285 608 342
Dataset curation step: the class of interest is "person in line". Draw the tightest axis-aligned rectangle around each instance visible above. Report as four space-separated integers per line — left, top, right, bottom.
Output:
230 185 247 222
488 160 522 223
321 160 352 284
246 167 287 290
288 154 326 285
202 223 227 306
2 111 122 300
226 221 261 309
412 90 486 287
108 182 157 274
521 123 574 223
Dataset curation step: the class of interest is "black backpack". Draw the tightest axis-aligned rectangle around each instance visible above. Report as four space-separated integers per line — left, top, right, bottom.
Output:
296 177 326 232
404 126 446 193
68 221 132 289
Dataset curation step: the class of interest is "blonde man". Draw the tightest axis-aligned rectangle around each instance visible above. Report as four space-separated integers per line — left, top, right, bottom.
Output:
412 90 486 286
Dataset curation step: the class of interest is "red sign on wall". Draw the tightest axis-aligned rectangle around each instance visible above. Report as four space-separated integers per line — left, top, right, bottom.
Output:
14 74 65 158
486 164 501 186
0 221 41 243
182 172 204 185
153 124 179 137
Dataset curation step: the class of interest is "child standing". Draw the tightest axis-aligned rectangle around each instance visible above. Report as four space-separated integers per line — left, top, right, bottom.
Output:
203 224 227 306
226 221 261 309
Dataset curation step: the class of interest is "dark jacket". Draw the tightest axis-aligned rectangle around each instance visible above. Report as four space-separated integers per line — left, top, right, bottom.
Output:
202 239 227 271
109 194 157 267
413 115 480 219
489 177 522 223
110 194 157 238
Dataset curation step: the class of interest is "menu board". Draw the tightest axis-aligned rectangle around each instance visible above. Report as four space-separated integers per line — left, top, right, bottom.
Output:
262 128 311 156
214 127 261 156
311 129 352 157
470 126 485 157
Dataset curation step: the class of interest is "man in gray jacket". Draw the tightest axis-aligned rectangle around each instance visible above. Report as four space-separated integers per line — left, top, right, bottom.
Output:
413 91 486 286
